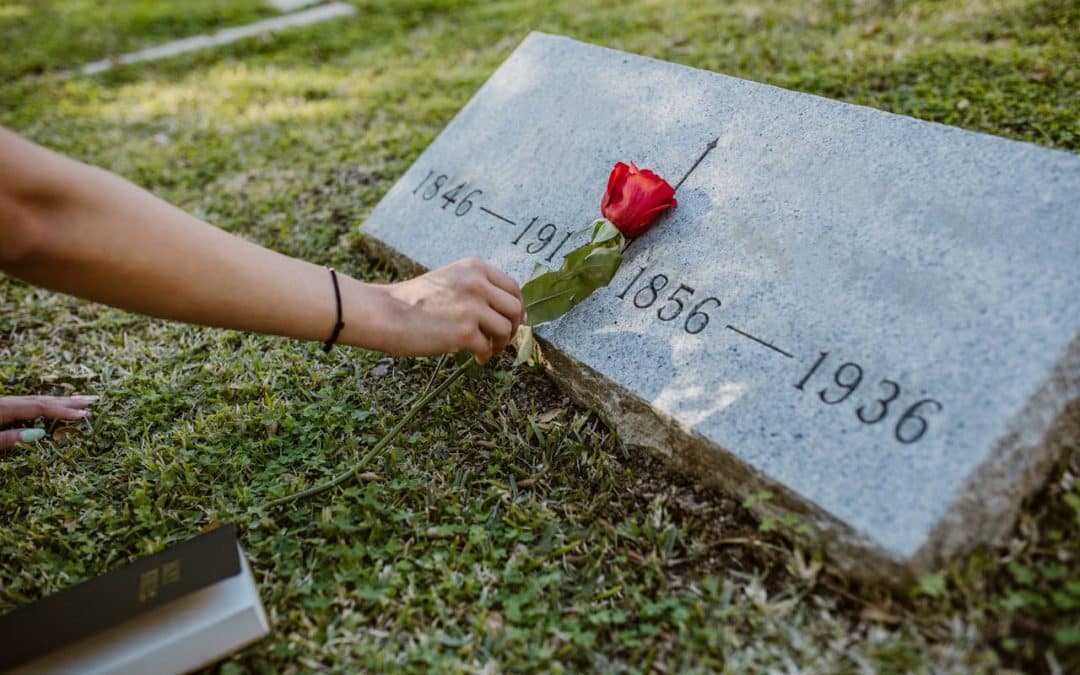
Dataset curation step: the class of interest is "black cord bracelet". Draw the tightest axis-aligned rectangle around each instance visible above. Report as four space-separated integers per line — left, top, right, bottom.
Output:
323 267 345 352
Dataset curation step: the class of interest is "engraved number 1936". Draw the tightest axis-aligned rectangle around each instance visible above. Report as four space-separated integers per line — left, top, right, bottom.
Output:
794 351 941 444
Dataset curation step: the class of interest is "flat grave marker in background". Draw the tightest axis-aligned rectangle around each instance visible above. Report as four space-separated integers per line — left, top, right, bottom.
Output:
78 2 355 76
360 33 1080 580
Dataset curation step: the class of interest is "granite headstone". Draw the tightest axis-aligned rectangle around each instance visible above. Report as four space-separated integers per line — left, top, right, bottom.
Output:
360 32 1080 580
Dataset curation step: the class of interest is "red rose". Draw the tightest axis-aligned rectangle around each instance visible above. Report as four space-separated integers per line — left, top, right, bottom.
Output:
600 162 677 238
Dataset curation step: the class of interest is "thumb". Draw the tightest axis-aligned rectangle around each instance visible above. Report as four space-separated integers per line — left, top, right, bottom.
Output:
0 428 45 450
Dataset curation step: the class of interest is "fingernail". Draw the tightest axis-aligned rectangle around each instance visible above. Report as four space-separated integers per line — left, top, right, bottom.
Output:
74 395 99 403
19 429 46 443
76 410 91 418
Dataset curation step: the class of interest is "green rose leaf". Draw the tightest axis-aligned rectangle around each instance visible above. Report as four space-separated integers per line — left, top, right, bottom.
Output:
522 238 624 326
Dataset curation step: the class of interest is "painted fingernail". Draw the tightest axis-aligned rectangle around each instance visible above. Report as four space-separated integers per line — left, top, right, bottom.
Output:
19 429 46 443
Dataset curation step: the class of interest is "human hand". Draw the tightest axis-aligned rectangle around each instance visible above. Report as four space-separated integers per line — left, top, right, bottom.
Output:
375 258 526 364
0 395 96 450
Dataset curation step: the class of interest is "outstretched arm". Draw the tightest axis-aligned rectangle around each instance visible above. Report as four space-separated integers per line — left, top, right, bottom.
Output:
0 126 524 363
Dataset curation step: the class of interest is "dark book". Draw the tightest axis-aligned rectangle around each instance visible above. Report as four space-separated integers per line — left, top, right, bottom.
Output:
0 524 269 674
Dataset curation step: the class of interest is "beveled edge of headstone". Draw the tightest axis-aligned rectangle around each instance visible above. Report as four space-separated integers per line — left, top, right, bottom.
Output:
361 234 913 582
361 236 426 279
535 338 918 582
915 337 1080 572
364 229 1080 581
542 331 1080 583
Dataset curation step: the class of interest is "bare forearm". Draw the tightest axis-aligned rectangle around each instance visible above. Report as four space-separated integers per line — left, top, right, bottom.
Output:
1 126 525 363
0 129 394 349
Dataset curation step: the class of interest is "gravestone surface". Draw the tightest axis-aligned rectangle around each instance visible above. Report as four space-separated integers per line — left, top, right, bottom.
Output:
360 32 1080 580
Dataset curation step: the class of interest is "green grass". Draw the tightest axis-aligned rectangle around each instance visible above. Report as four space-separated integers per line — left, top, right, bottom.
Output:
1 0 1078 671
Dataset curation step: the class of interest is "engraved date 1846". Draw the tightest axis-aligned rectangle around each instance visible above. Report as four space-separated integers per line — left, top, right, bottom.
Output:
412 169 574 263
412 169 482 216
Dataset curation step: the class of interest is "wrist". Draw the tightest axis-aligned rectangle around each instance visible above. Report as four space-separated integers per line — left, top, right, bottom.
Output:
337 278 406 352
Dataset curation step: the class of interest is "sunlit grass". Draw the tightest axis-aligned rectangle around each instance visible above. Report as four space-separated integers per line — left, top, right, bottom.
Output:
0 3 29 20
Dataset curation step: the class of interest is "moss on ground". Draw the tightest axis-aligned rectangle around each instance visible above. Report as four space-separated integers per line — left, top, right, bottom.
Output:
1 0 1077 671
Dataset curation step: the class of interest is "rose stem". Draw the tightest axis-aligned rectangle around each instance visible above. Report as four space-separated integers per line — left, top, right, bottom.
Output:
266 358 473 509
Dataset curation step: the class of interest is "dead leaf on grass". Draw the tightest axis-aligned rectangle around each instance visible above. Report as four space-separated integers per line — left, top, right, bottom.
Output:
536 408 564 424
52 427 80 441
484 611 504 636
860 605 901 624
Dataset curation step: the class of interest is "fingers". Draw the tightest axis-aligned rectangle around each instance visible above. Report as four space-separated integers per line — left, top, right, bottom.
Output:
0 428 45 451
0 396 97 451
391 258 524 362
455 259 523 361
464 327 493 365
478 308 514 360
482 284 525 337
482 265 526 325
0 395 95 425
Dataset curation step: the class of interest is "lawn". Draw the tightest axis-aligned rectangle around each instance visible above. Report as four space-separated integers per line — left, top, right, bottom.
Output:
1 0 1078 671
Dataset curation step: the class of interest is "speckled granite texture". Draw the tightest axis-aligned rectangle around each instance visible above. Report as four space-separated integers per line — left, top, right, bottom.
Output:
360 33 1080 581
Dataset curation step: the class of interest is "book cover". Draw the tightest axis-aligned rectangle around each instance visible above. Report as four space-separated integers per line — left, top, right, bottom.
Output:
0 524 253 671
